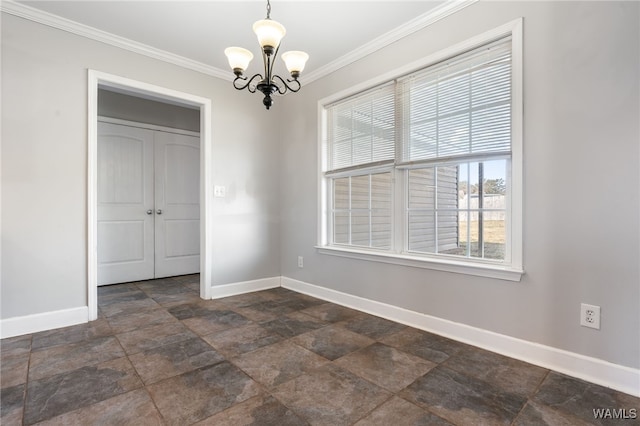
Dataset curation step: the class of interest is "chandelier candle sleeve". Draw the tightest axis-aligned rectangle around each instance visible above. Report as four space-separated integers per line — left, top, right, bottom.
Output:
223 0 309 110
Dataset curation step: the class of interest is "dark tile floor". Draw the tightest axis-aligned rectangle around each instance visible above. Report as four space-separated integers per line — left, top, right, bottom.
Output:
1 275 638 425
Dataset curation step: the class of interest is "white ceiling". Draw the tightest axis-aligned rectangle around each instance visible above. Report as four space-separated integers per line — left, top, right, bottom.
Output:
14 0 452 82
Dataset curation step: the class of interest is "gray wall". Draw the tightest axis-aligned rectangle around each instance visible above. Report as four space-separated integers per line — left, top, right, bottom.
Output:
1 1 638 372
1 13 281 319
98 88 200 132
279 1 640 369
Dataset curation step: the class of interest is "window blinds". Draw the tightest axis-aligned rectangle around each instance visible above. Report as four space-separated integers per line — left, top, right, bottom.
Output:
326 84 395 173
399 36 512 166
325 36 511 171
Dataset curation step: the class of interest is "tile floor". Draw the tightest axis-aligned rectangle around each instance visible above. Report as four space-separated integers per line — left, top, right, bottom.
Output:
1 275 638 425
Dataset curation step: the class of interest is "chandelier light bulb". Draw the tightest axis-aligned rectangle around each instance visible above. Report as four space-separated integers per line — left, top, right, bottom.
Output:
224 47 254 74
282 51 309 75
253 19 286 52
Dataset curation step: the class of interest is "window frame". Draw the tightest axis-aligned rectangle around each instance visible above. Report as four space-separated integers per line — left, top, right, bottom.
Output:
317 19 524 281
328 165 395 251
400 157 511 263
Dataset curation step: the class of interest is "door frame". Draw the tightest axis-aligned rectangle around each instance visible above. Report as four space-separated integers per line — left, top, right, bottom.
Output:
87 70 213 321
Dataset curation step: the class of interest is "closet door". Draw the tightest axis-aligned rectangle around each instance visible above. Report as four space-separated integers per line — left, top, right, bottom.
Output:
97 122 155 285
153 131 200 278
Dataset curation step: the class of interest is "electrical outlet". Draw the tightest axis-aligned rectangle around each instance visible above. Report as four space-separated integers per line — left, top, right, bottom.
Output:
297 256 304 268
580 303 601 329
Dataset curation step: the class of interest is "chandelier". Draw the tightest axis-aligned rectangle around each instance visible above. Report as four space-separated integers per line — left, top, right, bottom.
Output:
224 0 309 110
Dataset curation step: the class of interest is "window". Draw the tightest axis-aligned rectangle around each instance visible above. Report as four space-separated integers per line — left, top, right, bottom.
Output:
319 22 523 280
326 84 395 250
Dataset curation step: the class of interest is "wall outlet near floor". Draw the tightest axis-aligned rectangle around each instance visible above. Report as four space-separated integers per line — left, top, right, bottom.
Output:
580 303 601 329
297 256 304 268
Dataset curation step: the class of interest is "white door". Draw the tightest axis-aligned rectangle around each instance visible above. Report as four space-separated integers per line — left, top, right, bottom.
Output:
154 131 200 278
97 122 155 285
97 122 200 285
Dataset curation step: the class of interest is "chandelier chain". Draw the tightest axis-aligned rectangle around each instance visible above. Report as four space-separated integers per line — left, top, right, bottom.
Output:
266 0 271 19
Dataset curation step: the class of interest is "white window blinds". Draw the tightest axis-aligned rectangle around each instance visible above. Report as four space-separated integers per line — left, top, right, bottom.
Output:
399 36 512 165
326 84 395 173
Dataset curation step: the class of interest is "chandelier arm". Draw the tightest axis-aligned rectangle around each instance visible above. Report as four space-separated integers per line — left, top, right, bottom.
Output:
264 52 271 85
263 43 280 85
232 74 263 92
272 75 301 93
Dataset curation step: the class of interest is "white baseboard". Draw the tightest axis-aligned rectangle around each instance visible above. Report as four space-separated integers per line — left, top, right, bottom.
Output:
3 276 637 398
0 306 89 339
0 276 281 338
282 276 640 397
210 276 281 299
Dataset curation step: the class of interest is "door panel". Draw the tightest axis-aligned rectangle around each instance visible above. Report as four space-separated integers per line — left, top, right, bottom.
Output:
98 221 146 263
163 219 201 257
164 144 200 205
154 131 200 278
97 122 154 285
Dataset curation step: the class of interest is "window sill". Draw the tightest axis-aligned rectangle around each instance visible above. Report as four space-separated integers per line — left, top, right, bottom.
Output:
315 246 524 282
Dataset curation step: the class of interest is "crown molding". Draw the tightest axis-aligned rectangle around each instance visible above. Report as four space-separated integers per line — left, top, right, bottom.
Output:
0 0 232 81
302 0 479 84
1 0 477 85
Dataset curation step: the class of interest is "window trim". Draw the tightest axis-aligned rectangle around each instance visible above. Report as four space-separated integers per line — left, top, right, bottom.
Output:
317 19 524 281
316 245 523 281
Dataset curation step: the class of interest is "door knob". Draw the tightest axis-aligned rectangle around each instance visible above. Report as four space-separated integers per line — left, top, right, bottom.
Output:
146 209 153 215
156 209 163 215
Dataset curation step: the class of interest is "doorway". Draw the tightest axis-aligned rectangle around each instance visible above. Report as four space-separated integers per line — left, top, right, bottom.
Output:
88 70 213 321
97 120 201 285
